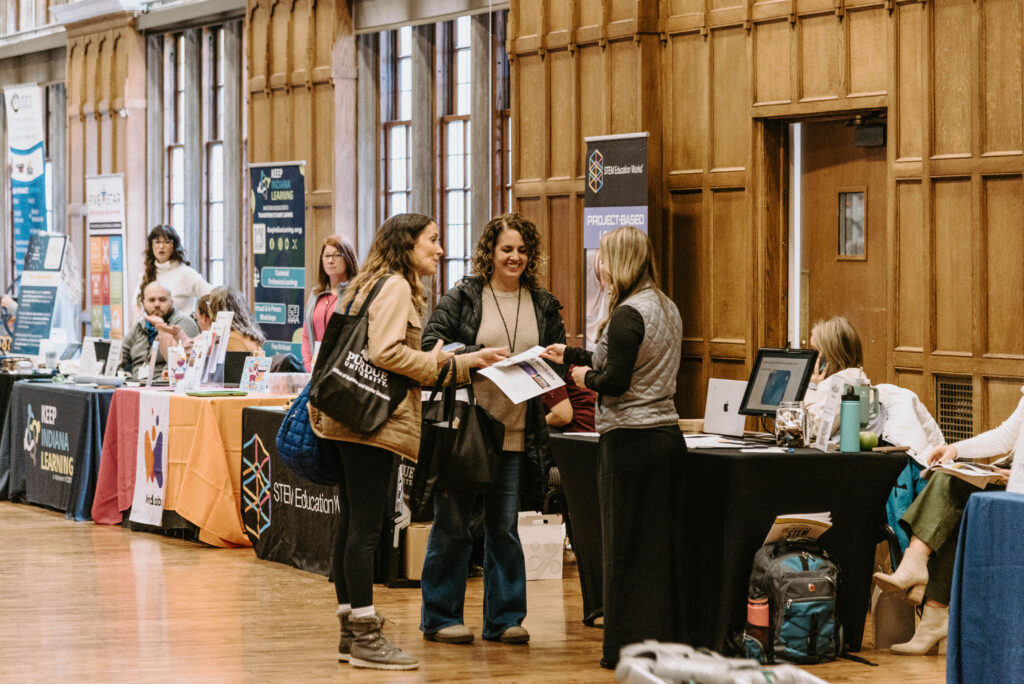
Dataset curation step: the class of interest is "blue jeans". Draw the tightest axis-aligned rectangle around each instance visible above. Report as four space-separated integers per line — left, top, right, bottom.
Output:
420 451 527 638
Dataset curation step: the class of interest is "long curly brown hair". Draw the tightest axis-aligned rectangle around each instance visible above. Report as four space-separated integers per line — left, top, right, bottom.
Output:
341 213 434 315
470 213 545 291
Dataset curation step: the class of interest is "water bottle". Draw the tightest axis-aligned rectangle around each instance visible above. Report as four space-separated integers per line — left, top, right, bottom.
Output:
744 596 772 663
840 386 861 453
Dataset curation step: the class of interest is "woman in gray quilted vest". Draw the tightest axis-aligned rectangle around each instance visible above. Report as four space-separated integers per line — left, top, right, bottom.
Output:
542 225 686 669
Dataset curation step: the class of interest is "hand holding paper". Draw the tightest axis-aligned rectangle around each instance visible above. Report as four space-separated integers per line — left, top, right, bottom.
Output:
477 345 564 404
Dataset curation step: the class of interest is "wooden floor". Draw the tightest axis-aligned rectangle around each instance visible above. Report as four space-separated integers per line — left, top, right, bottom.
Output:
0 502 946 683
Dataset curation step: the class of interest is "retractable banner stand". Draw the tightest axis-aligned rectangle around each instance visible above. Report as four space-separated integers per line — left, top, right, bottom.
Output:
4 84 48 277
250 162 306 359
582 133 649 347
86 175 127 339
11 234 66 355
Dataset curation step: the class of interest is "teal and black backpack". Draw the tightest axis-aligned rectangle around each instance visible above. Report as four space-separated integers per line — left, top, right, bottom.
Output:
746 539 842 664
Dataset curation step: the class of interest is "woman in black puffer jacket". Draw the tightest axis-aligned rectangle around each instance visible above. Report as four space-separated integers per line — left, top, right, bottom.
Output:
419 213 565 646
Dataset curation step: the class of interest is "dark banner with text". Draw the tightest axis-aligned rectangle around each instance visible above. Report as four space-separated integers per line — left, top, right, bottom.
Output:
583 133 649 345
250 162 306 359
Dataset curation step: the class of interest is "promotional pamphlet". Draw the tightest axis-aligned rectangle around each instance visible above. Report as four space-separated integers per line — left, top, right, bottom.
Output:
763 512 833 544
477 345 564 404
240 356 272 393
923 461 1010 489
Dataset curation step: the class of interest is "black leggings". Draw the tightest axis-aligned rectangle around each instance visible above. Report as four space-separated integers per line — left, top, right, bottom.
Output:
325 440 396 608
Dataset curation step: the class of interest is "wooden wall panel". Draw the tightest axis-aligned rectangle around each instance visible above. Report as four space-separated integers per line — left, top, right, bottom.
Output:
931 0 973 157
753 20 791 106
609 40 639 132
799 14 842 101
547 195 579 334
983 175 1024 358
933 178 973 354
895 2 923 161
610 0 635 23
579 0 602 27
515 54 545 181
548 0 571 31
670 190 704 342
710 188 747 343
549 51 574 180
577 45 606 140
676 357 703 418
984 377 1024 432
668 33 707 172
981 0 1023 155
895 180 925 352
711 28 747 170
669 0 703 17
847 8 886 96
894 369 926 403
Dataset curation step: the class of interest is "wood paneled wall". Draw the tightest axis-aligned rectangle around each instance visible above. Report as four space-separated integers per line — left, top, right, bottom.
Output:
246 0 357 281
64 13 147 290
510 0 1024 429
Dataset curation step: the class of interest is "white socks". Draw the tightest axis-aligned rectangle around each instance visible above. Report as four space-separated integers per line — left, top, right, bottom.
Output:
337 603 352 615
351 605 375 618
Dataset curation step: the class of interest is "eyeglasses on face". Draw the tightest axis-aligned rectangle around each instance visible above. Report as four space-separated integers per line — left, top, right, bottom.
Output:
152 238 174 245
322 253 343 261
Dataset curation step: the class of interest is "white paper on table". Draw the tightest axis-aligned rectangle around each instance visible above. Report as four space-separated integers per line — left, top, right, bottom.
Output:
477 345 564 404
684 434 748 449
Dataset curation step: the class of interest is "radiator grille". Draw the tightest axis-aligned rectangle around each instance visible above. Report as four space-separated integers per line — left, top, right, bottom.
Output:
936 377 973 442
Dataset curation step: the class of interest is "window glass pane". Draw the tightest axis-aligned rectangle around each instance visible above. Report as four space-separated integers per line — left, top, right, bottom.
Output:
390 192 407 215
838 191 865 257
208 203 224 259
447 152 464 189
447 121 464 156
172 204 184 234
447 259 464 290
447 192 465 254
208 144 224 201
457 84 471 116
170 147 184 202
210 261 224 287
456 16 471 48
398 26 411 57
399 91 412 122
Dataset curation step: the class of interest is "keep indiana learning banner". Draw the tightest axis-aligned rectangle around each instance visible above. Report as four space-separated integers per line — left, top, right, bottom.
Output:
582 133 649 345
4 84 48 277
250 162 306 358
16 386 89 514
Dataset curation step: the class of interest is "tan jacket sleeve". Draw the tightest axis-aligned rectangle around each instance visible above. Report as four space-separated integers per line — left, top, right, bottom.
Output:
362 275 470 386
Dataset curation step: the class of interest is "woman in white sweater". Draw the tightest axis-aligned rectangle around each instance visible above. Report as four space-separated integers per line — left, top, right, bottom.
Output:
873 392 1016 655
134 225 212 315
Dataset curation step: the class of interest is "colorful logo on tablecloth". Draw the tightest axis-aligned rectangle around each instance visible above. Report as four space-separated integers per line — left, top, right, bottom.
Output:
242 433 272 538
144 411 164 487
22 404 40 465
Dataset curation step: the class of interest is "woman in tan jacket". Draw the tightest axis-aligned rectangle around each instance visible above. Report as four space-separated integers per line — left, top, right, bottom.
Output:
309 213 506 671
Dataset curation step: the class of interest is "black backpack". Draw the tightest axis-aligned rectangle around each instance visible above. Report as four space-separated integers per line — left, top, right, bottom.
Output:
745 539 842 664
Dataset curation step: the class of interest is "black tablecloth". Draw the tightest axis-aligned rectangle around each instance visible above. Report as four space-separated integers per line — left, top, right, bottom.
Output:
0 381 115 520
241 407 338 576
549 432 906 652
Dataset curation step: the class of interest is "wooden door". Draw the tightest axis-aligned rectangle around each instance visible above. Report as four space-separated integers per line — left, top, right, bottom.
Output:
801 119 888 382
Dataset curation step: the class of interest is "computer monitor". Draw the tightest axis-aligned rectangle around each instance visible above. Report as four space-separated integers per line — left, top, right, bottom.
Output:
738 348 818 418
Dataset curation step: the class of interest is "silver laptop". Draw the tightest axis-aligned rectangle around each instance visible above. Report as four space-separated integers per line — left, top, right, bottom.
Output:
703 379 748 437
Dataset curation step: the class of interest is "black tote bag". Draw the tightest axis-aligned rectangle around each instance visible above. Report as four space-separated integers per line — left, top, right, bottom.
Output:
410 360 505 520
308 277 408 433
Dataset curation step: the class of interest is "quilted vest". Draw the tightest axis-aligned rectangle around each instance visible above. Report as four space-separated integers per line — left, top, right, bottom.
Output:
592 287 682 433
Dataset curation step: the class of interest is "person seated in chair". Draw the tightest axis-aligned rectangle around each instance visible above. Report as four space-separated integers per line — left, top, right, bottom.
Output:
873 394 1016 655
803 316 883 440
541 364 597 432
121 281 199 380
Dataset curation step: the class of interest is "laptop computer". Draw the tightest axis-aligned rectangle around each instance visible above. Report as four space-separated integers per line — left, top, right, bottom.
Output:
703 378 748 438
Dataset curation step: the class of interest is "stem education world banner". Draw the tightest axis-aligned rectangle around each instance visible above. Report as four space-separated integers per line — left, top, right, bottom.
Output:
250 162 306 358
582 133 649 346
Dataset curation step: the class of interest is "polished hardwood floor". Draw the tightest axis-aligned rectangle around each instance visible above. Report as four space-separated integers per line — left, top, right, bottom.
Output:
0 502 945 682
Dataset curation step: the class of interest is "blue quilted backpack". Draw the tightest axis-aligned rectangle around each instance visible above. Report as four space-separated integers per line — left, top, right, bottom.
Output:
275 382 342 486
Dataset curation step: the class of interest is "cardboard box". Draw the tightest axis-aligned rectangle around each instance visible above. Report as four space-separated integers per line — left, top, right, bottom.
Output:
518 512 564 580
404 523 431 580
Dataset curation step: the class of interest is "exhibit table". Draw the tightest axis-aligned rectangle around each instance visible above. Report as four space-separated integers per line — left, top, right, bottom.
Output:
0 381 115 520
240 407 337 575
91 388 289 546
948 491 1024 684
548 432 906 652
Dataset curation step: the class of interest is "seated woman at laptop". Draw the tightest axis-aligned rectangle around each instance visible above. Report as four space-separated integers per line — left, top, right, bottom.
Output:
803 316 882 440
152 286 266 358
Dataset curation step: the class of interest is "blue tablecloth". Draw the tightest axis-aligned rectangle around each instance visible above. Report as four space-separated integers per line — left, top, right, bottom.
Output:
0 381 115 521
948 490 1024 683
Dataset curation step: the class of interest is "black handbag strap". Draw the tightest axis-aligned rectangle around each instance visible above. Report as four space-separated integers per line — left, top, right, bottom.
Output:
425 358 453 406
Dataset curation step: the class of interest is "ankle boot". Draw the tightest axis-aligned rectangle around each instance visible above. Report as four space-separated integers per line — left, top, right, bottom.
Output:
336 608 353 662
873 546 929 605
891 604 948 655
349 614 420 670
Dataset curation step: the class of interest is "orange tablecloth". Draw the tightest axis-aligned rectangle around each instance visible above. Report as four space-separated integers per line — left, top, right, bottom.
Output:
92 388 289 546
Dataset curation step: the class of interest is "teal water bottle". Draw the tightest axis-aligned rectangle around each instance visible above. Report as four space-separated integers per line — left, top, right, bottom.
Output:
840 386 861 453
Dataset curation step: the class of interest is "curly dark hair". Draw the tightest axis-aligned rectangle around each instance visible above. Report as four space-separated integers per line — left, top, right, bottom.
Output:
139 225 189 304
470 213 545 290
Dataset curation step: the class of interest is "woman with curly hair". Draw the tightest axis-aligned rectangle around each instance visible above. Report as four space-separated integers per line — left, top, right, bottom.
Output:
419 213 566 646
133 224 211 316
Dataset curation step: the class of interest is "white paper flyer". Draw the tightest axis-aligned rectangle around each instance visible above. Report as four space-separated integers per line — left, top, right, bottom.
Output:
477 345 564 404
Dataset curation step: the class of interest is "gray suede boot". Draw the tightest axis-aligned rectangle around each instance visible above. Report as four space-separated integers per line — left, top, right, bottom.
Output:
349 614 420 670
336 608 353 662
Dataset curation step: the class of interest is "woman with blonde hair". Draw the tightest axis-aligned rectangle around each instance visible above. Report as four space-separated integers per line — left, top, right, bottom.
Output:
542 225 685 669
309 213 507 670
803 315 881 440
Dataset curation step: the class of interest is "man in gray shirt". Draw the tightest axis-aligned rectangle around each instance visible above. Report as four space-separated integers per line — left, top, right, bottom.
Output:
120 281 199 380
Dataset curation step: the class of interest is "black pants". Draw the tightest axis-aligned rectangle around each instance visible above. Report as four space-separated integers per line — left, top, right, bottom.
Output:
326 440 396 608
599 425 687 664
